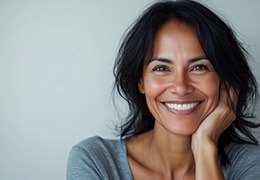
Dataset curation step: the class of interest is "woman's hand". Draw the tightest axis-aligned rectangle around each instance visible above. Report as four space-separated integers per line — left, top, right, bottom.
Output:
192 84 238 144
191 84 238 180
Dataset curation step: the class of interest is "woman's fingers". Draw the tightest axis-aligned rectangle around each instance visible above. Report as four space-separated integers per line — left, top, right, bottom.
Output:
193 84 238 143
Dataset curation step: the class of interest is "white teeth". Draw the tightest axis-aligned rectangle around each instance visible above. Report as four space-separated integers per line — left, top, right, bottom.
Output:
165 102 199 110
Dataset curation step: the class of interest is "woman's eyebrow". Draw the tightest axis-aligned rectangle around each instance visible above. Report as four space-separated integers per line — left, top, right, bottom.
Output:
188 55 209 63
149 57 173 64
148 55 208 64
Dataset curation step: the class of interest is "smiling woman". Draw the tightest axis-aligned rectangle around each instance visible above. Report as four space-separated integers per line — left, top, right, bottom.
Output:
138 21 221 136
67 1 260 179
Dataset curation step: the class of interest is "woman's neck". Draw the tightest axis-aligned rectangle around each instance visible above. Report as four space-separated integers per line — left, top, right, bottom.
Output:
126 125 196 179
148 126 195 173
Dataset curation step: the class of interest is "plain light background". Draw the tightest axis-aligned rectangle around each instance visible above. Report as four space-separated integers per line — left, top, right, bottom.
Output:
0 0 259 179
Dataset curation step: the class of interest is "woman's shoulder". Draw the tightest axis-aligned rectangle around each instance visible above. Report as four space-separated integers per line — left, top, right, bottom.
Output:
227 142 260 159
223 142 260 179
74 136 124 151
70 135 126 160
226 142 260 165
67 136 132 179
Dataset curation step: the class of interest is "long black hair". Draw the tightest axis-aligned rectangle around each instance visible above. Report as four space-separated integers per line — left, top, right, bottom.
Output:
113 0 259 165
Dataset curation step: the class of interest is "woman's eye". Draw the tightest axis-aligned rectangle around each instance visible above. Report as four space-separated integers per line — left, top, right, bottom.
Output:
152 65 169 72
191 64 208 71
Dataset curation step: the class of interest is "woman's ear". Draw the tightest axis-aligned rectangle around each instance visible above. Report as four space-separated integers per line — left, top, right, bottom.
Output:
138 79 145 94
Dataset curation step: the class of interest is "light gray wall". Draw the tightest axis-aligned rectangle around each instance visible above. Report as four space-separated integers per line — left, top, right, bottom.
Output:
0 1 259 179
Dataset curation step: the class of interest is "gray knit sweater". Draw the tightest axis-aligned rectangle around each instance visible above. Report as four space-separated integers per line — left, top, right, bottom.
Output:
67 136 260 180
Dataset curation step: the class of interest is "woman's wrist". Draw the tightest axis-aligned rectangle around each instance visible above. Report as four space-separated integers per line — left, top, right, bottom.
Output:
192 136 224 180
192 137 217 161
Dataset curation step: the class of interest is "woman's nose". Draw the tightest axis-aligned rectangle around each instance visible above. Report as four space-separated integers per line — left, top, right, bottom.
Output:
168 73 194 96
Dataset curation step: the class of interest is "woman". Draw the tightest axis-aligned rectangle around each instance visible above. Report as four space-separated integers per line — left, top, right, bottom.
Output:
67 1 260 179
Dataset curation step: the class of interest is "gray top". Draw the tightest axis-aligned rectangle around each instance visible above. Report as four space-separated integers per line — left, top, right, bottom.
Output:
67 136 260 180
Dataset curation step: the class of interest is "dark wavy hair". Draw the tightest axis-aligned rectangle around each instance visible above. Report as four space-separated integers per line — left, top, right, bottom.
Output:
113 0 259 165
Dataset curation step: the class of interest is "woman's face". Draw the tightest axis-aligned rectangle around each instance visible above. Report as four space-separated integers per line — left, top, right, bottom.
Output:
139 22 221 135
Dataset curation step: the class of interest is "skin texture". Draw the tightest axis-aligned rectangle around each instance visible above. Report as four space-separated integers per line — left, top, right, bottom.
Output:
126 21 237 179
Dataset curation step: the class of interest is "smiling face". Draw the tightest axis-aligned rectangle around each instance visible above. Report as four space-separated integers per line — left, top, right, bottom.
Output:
139 21 221 135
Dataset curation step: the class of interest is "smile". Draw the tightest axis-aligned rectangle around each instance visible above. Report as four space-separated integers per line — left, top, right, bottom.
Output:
164 102 199 111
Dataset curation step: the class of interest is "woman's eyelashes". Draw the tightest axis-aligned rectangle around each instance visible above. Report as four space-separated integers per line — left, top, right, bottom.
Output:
151 64 210 73
190 64 209 72
152 65 169 72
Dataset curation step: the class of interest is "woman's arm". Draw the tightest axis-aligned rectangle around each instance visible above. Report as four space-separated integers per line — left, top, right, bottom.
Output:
192 136 224 180
191 84 237 180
